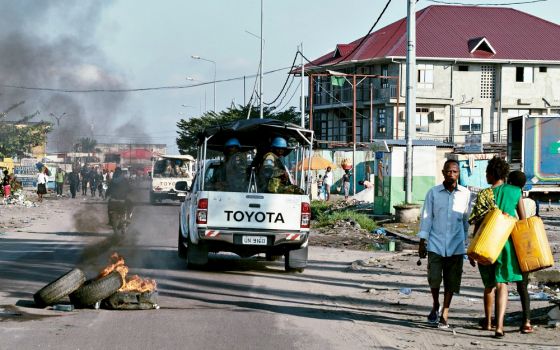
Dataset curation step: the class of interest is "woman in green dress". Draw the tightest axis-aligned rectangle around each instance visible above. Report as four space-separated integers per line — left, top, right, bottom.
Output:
469 156 526 338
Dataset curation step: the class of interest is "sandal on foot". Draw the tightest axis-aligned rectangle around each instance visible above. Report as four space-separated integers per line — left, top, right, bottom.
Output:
493 330 505 339
520 325 533 334
477 318 495 330
427 310 439 324
438 320 450 329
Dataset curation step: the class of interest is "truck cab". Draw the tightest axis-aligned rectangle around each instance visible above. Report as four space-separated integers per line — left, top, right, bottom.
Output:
177 119 314 272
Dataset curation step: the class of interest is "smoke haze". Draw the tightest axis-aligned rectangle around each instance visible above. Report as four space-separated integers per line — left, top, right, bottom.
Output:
0 0 150 151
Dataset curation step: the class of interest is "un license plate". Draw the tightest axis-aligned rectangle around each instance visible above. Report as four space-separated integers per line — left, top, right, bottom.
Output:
242 236 267 245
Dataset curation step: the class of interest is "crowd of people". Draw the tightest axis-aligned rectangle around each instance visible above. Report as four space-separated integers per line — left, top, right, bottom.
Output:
418 156 539 337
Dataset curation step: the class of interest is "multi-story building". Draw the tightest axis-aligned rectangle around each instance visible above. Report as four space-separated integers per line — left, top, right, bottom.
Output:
304 5 560 147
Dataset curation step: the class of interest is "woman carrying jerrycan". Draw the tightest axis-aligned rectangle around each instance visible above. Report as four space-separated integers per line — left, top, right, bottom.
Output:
468 156 526 338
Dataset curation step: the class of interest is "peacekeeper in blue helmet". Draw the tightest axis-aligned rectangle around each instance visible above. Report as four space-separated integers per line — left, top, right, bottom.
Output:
259 137 293 193
211 138 248 192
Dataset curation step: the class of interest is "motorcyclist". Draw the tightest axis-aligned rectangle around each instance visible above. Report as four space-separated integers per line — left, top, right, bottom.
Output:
106 167 132 229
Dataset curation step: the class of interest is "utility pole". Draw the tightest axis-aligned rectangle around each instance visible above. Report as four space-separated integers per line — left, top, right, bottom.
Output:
405 0 416 203
259 0 264 119
300 43 305 128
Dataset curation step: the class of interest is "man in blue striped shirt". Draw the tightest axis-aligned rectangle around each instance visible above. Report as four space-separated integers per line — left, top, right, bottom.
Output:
417 159 471 328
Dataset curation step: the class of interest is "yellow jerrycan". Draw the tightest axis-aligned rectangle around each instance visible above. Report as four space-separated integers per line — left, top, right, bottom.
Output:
467 209 517 265
511 216 554 273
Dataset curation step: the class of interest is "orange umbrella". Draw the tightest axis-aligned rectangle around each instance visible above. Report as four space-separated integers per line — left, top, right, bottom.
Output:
295 155 336 171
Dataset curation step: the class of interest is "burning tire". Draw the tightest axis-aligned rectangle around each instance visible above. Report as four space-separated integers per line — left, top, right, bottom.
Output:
70 271 123 307
33 268 87 307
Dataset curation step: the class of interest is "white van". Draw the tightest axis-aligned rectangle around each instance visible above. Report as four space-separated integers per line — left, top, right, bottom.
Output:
150 155 195 204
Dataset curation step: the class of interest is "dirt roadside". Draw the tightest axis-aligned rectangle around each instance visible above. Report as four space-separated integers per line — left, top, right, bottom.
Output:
1 193 559 349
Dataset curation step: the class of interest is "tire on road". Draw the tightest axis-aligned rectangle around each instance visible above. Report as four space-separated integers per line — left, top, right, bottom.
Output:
70 271 123 307
284 246 308 273
187 240 208 267
178 224 187 259
33 268 87 307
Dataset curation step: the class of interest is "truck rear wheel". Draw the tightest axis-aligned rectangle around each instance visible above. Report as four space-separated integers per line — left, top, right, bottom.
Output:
178 225 187 259
149 192 156 205
284 246 308 273
187 241 208 267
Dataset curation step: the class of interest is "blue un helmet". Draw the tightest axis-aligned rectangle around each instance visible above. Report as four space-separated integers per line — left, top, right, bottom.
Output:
271 137 287 149
224 138 241 148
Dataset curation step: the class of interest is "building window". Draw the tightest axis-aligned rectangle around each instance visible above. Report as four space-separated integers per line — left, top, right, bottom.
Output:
381 64 389 88
539 66 547 73
480 65 496 98
516 66 533 83
507 109 529 118
416 108 429 132
377 108 386 134
458 65 469 71
460 108 482 132
417 64 433 89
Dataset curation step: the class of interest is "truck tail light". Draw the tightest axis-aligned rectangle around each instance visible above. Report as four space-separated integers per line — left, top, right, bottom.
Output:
196 198 208 224
300 202 310 228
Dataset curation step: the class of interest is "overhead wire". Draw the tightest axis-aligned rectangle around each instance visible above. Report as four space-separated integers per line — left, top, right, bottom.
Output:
264 50 299 106
278 81 302 111
0 66 291 94
427 0 547 5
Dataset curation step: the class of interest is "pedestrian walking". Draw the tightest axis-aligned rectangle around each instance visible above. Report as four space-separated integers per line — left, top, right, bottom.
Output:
89 167 97 197
507 170 534 334
55 167 65 197
36 168 48 202
323 167 333 201
2 169 11 200
468 156 526 338
96 170 104 198
68 170 80 199
342 170 351 200
317 175 324 200
417 159 471 328
80 166 89 196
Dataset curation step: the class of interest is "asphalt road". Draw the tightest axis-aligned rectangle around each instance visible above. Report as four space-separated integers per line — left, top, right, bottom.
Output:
0 191 382 350
4 190 559 350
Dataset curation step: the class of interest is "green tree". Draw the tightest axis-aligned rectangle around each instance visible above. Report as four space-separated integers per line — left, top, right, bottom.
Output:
76 137 98 153
176 105 304 157
0 101 51 158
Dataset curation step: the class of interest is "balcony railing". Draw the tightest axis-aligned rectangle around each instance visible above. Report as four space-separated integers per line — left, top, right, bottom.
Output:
307 85 398 108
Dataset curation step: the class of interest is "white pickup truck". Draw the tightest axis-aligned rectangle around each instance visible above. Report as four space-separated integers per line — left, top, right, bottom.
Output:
177 119 314 272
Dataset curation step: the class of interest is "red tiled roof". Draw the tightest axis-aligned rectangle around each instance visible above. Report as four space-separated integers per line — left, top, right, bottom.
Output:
307 5 560 68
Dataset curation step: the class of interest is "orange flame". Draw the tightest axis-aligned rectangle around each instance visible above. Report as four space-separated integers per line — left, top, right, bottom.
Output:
98 252 157 293
120 274 157 293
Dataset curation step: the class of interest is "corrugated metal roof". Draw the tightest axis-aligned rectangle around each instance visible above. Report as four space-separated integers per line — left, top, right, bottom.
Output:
307 5 560 68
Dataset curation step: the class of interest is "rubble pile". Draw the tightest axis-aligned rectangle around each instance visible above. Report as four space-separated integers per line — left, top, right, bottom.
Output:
1 190 36 207
311 219 396 251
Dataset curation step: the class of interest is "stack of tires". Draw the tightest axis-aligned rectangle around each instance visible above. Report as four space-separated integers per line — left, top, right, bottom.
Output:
33 268 124 308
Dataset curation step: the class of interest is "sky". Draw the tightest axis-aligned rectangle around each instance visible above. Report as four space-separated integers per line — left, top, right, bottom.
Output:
1 0 558 154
